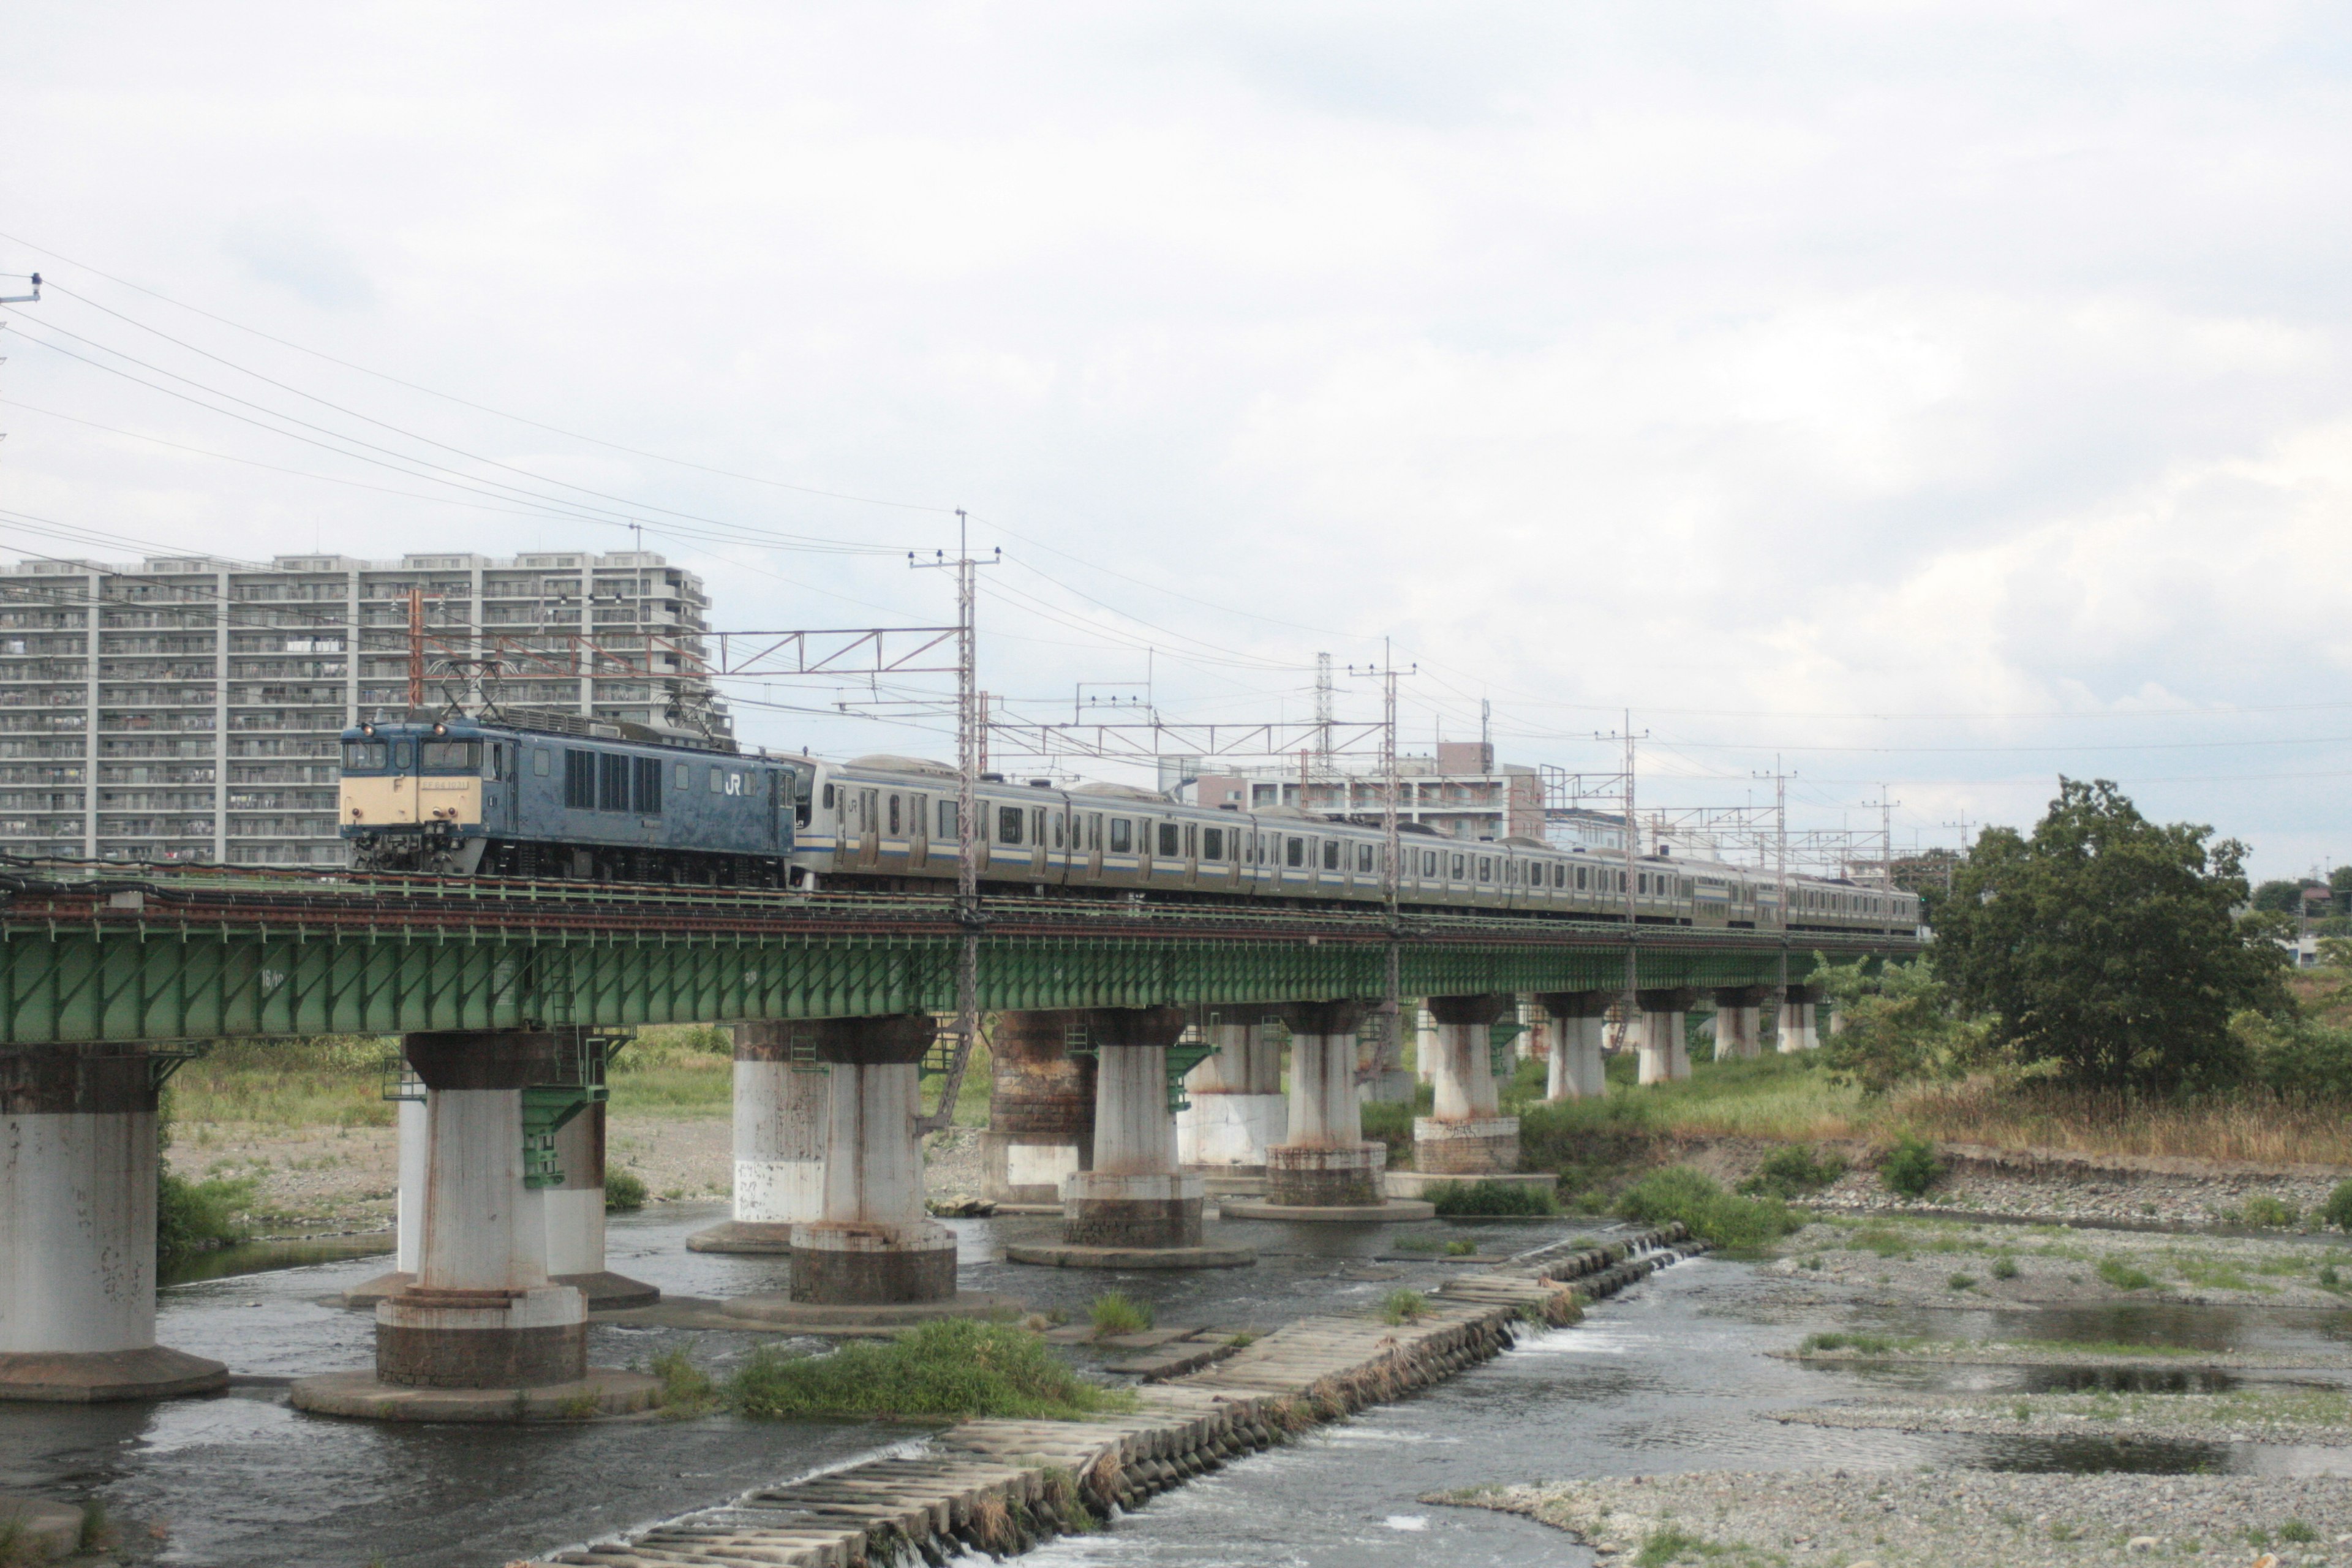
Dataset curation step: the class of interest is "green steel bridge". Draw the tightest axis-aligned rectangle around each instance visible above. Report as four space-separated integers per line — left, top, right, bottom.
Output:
0 864 1923 1046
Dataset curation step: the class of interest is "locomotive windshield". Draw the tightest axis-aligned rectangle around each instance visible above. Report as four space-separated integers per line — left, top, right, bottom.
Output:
342 741 388 772
420 740 480 772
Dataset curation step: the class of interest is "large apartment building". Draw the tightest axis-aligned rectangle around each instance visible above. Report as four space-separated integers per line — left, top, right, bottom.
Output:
1187 742 1548 842
0 550 723 867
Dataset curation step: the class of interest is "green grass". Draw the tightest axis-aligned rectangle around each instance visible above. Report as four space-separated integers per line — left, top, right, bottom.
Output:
728 1320 1137 1422
649 1348 720 1418
2095 1256 2160 1291
156 1164 257 1266
1381 1289 1433 1325
1947 1272 1977 1291
165 1036 395 1128
1800 1332 1910 1355
1634 1525 1725 1565
1736 1143 1848 1200
1428 1179 1557 1217
1616 1167 1803 1251
604 1167 648 1211
1087 1291 1152 1338
2239 1194 2299 1229
1992 1254 2019 1280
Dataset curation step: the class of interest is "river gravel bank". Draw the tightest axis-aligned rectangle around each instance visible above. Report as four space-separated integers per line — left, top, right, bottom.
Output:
1774 1385 2352 1447
1446 1469 2352 1566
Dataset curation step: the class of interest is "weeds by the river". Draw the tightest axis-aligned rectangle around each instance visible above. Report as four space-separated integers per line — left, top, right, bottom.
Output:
1087 1291 1152 1339
728 1321 1136 1422
1428 1179 1556 1218
1616 1167 1802 1251
1380 1289 1432 1325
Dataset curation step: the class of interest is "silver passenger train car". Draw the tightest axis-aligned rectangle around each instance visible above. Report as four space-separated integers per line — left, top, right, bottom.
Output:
791 755 1920 935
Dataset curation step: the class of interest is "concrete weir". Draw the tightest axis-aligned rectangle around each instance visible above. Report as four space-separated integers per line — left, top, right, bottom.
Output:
531 1223 1704 1568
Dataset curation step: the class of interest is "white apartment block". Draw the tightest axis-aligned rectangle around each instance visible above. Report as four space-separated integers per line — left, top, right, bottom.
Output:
0 550 723 867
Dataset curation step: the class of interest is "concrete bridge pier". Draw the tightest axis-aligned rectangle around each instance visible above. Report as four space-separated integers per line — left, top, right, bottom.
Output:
788 1015 959 1305
1537 992 1611 1101
1357 1006 1415 1105
1713 988 1767 1061
1413 1003 1439 1084
1225 1002 1435 1222
1175 1016 1284 1175
688 1020 829 1254
293 1030 656 1420
1778 986 1821 1052
1411 993 1519 1175
1635 990 1697 1084
0 1045 228 1403
543 1103 659 1307
982 1011 1097 1208
1009 1008 1253 1268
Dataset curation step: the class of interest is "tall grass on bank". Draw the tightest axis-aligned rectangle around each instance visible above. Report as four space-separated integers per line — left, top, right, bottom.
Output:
1615 1167 1803 1251
165 1036 394 1129
157 1166 256 1265
728 1320 1135 1422
1888 1079 2352 1166
606 1024 733 1117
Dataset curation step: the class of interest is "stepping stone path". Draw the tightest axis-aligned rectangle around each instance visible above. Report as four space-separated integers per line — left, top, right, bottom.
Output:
535 1224 1704 1567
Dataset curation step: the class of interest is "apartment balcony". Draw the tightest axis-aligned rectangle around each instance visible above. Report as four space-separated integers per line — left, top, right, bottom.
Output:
227 737 338 758
2 714 90 733
225 816 339 838
99 713 214 733
225 790 337 811
0 766 86 785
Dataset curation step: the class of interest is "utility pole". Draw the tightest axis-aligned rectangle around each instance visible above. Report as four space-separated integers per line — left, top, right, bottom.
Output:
1753 758 1792 1020
1593 714 1645 1049
911 512 998 1134
1348 644 1415 1090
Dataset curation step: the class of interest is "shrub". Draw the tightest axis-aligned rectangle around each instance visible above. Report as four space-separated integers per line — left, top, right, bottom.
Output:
1738 1143 1848 1200
1880 1136 1942 1199
1635 1527 1716 1567
2097 1256 2158 1291
2326 1180 2352 1233
1087 1291 1152 1338
156 1166 256 1267
649 1348 718 1418
1992 1255 2019 1281
2321 1263 2342 1289
1381 1289 1432 1325
1428 1179 1557 1217
603 1167 648 1212
1799 1332 1901 1354
728 1320 1134 1421
1615 1166 1803 1251
1444 1238 1478 1257
2241 1194 2298 1229
1947 1273 1977 1291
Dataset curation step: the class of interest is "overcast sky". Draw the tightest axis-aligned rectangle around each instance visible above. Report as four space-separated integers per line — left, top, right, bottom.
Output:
4 3 2349 880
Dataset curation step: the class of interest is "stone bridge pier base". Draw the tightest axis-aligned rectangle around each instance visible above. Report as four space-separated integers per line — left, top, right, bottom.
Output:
1224 1003 1434 1223
293 1031 656 1420
982 1011 1096 1208
1537 992 1610 1101
1778 986 1821 1053
1175 1016 1284 1177
1713 988 1766 1061
1009 1008 1253 1269
688 1021 829 1254
1635 990 1696 1084
0 1045 228 1402
1411 993 1520 1175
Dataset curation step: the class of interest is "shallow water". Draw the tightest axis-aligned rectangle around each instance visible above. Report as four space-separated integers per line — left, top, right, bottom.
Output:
7 1207 2350 1566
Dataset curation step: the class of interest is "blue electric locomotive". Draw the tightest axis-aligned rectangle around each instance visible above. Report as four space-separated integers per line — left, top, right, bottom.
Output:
338 708 810 884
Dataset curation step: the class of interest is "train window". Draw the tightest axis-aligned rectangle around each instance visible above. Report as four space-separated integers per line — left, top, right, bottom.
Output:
1110 818 1131 853
997 806 1024 845
673 762 689 791
533 748 551 777
1158 822 1181 858
888 795 901 835
1423 850 1438 876
421 741 478 771
1202 826 1224 861
1450 853 1465 879
1357 843 1374 874
823 782 835 809
564 750 595 810
635 757 662 815
938 799 957 838
1052 813 1064 849
1477 857 1491 883
1321 839 1337 871
484 744 503 780
1185 823 1197 859
709 766 725 794
390 741 414 770
1035 808 1047 846
1575 865 1586 889
1088 813 1101 851
341 741 387 772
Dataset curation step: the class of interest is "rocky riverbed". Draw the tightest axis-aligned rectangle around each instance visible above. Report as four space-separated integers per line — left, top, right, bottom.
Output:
1446 1470 2352 1566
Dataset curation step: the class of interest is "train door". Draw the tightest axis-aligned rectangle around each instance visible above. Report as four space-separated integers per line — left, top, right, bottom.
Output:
1047 802 1071 883
907 792 929 870
854 787 881 869
1083 811 1104 880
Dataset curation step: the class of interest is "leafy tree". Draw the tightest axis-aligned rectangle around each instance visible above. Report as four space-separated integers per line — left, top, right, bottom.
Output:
2253 879 2312 914
1813 954 1991 1096
1932 778 2289 1091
